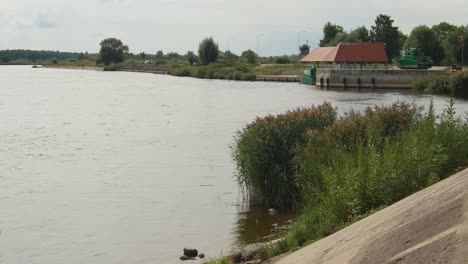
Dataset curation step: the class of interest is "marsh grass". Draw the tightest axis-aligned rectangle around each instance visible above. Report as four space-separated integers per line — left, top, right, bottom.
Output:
234 100 468 259
233 103 337 208
202 256 233 264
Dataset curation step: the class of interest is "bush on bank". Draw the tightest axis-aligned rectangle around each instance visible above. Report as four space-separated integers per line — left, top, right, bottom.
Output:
233 103 337 208
413 72 468 98
234 100 468 259
168 63 256 81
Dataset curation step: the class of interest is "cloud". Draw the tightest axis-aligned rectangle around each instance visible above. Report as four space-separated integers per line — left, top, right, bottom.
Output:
35 14 57 29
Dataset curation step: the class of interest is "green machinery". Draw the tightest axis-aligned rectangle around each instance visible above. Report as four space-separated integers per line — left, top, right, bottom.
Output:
302 67 316 85
393 48 433 69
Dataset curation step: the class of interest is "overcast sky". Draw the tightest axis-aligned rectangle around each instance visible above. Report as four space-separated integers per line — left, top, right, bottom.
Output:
0 0 467 56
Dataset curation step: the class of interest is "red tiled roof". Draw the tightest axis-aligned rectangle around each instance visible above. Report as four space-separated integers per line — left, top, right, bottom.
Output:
300 47 334 62
301 42 388 63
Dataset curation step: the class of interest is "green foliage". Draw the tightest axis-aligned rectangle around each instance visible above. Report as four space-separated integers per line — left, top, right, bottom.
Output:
320 22 344 47
441 25 468 65
233 103 337 208
299 44 310 57
242 49 258 65
432 22 457 42
404 25 444 64
155 50 164 59
451 71 468 97
253 102 468 257
0 49 83 64
187 51 198 65
168 63 255 81
274 56 291 64
412 72 468 98
370 14 404 60
198 37 219 65
202 256 233 264
103 63 121 71
98 38 129 65
325 26 370 46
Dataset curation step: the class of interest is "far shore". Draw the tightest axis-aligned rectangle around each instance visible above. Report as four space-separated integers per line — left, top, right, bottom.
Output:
41 65 104 71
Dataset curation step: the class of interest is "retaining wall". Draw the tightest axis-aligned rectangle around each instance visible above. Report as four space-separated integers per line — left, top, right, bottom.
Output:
316 69 446 89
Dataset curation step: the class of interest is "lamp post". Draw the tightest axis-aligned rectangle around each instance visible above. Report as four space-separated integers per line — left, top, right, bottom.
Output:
461 35 464 66
256 34 264 62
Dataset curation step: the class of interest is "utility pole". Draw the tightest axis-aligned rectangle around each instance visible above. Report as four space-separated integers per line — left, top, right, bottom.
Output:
256 34 264 62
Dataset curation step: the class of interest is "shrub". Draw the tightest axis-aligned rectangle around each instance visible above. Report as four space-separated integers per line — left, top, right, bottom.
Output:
274 56 291 64
198 37 219 65
233 103 337 208
103 63 121 71
451 71 468 97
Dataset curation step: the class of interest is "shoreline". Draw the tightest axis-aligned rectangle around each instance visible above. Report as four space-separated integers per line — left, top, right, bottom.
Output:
40 65 104 71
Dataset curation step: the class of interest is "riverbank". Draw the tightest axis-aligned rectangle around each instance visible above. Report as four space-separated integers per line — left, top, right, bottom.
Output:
41 65 104 71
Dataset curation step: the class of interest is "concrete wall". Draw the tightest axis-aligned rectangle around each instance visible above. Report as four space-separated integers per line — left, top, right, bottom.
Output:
316 69 446 89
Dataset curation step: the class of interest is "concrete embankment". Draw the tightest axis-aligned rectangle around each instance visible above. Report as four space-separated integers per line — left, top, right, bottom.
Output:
273 168 468 264
316 68 447 89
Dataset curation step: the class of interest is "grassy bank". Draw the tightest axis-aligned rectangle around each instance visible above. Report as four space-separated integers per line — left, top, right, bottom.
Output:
233 100 468 260
168 62 257 81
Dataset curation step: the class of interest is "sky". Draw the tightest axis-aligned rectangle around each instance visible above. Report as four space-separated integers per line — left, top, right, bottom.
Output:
0 0 467 56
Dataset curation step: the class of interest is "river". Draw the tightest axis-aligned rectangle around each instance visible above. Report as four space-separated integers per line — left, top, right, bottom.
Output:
0 66 467 264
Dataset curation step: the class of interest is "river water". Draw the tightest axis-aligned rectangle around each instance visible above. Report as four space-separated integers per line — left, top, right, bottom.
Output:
0 66 467 264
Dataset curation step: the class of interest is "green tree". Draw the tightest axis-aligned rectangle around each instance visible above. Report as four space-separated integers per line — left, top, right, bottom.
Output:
349 26 370 42
320 22 344 46
187 51 198 65
198 37 219 65
327 26 369 46
155 50 164 59
370 14 401 60
443 26 468 65
404 25 444 64
299 44 310 57
139 52 146 59
431 22 457 42
98 38 128 65
241 49 258 64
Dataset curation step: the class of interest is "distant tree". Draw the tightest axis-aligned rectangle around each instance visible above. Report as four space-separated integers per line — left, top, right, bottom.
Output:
98 38 129 65
274 56 291 64
431 22 457 42
140 52 146 59
166 52 181 59
328 32 350 46
241 49 258 64
320 22 344 46
198 37 219 65
79 53 85 60
370 14 401 60
155 50 164 59
442 26 468 65
404 25 444 64
299 44 310 57
222 50 238 62
349 26 370 42
187 51 198 65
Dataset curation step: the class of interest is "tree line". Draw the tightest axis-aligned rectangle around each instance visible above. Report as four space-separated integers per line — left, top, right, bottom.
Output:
318 14 467 65
0 49 86 63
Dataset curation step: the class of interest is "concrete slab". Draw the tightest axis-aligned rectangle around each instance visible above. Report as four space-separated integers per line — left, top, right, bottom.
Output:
272 168 468 264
